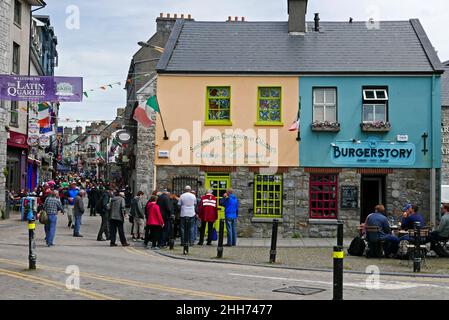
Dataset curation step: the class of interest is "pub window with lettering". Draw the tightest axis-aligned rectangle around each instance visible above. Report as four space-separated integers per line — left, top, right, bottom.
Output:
309 174 338 219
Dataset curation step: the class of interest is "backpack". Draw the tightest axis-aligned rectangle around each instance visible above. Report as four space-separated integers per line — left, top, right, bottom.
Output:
397 240 411 260
347 236 366 256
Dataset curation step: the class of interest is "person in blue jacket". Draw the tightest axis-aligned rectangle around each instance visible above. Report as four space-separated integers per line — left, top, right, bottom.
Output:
220 189 239 247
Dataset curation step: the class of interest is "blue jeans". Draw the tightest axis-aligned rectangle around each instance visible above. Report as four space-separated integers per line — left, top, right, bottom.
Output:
44 215 58 246
180 216 195 245
381 235 400 256
226 218 237 246
74 215 82 235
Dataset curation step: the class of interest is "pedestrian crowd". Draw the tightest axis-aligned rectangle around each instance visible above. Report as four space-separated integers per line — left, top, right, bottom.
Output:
11 175 240 250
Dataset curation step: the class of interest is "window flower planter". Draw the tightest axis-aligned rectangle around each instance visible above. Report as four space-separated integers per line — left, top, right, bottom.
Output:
360 121 391 132
311 121 340 132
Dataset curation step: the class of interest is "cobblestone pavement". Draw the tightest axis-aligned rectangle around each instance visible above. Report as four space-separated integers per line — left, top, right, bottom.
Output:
2 212 449 300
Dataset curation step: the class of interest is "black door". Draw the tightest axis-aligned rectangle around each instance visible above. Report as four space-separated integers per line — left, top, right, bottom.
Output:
360 176 386 223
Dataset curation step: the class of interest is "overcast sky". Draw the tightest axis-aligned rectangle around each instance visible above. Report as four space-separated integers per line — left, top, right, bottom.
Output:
39 0 449 128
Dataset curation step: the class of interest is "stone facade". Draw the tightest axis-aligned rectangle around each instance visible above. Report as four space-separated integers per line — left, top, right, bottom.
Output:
156 165 435 238
442 106 449 185
0 0 11 218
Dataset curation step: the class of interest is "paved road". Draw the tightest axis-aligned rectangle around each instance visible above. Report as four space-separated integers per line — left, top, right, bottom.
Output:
1 213 449 301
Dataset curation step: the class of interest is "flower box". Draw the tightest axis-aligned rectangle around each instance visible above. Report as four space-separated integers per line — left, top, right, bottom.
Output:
360 122 391 132
311 121 341 132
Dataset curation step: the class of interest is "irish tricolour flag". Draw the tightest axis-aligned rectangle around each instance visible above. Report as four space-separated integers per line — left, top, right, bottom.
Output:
38 102 51 128
133 95 159 128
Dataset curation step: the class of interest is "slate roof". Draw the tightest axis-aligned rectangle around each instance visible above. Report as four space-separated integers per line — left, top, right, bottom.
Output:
442 61 449 107
157 19 443 74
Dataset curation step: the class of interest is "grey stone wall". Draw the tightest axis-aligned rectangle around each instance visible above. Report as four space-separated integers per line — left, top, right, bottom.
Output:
0 0 11 218
387 169 431 222
442 106 449 185
155 166 434 238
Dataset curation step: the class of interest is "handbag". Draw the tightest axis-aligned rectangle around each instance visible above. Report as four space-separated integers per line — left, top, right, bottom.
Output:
38 210 48 225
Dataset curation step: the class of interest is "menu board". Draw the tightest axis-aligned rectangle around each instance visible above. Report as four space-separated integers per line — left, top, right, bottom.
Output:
341 186 358 209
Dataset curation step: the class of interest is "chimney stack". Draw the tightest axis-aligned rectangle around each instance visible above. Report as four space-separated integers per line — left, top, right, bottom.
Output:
314 13 320 31
288 0 308 34
242 17 245 22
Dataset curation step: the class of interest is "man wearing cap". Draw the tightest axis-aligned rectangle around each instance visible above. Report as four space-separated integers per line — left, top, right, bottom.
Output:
401 204 425 231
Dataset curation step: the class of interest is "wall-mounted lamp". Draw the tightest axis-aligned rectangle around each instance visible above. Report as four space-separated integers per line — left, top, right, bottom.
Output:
331 143 336 147
352 139 361 144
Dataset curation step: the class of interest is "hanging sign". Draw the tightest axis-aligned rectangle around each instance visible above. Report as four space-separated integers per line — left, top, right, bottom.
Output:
115 130 131 144
0 75 83 102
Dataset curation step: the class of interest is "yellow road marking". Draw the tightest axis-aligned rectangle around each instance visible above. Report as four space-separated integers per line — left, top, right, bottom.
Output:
0 267 118 300
0 258 254 300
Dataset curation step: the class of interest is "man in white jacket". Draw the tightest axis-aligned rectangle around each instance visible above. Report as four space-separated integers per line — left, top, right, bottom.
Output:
179 186 197 246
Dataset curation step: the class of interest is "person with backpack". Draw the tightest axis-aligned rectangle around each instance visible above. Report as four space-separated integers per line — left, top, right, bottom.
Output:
96 187 111 241
198 189 218 246
130 191 146 241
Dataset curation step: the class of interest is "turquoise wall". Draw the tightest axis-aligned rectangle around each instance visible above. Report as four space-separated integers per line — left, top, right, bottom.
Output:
299 76 441 168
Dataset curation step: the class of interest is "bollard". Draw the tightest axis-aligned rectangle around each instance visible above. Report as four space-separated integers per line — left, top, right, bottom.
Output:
28 218 37 270
333 246 344 300
183 218 190 255
337 221 344 247
413 222 421 273
169 216 175 250
269 219 279 263
217 219 225 258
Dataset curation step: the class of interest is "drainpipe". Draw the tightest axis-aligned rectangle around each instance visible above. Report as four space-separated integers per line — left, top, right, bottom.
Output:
430 74 436 228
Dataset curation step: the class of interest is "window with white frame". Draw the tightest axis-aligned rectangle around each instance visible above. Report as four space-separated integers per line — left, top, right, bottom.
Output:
362 88 388 123
313 88 337 122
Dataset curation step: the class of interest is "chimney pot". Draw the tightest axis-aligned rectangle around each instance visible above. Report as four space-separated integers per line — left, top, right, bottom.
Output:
160 13 163 18
235 16 238 21
174 14 177 18
188 14 191 19
242 17 245 22
181 14 184 19
314 13 320 31
167 13 170 18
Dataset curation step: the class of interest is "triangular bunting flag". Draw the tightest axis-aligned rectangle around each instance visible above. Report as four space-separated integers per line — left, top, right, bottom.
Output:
146 96 160 113
108 84 113 88
83 92 88 98
100 86 106 90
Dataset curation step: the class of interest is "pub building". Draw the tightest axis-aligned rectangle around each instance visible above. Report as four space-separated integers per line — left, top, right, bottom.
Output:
152 0 443 237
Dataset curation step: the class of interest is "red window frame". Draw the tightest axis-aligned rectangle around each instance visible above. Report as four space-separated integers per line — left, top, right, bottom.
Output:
309 174 339 219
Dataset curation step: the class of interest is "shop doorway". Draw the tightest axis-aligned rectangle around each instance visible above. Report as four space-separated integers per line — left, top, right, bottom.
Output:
204 173 231 235
360 175 386 223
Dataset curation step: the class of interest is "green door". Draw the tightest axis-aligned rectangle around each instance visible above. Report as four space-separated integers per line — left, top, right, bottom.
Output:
205 173 231 234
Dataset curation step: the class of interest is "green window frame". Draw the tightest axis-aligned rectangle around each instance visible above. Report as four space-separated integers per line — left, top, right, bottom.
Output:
206 86 232 125
254 174 283 218
256 87 283 125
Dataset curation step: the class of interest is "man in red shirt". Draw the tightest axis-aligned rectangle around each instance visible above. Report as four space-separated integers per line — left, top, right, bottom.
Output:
198 189 218 246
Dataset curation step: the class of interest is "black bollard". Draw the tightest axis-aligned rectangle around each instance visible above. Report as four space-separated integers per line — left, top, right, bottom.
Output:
333 246 344 300
413 222 421 273
169 216 175 250
269 219 279 263
28 218 37 270
337 221 344 247
217 219 225 258
183 218 190 255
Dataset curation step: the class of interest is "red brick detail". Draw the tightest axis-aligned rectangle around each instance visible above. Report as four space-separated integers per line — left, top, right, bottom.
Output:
248 167 290 174
199 166 237 173
304 168 343 174
357 168 393 175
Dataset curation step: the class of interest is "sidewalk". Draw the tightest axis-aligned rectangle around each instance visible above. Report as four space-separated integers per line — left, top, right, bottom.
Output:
236 238 352 248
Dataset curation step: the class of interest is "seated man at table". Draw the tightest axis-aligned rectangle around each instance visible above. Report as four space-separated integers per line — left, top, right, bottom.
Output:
399 205 427 243
366 205 400 257
401 204 425 231
428 203 449 247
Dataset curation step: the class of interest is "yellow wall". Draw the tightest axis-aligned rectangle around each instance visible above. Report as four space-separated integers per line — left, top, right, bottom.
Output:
155 75 299 167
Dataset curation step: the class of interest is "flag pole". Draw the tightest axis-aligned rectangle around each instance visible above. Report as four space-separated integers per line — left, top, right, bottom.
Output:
155 96 169 140
296 98 301 141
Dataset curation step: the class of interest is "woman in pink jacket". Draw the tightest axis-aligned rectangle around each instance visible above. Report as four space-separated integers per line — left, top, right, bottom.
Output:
145 196 164 250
